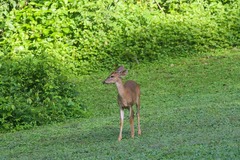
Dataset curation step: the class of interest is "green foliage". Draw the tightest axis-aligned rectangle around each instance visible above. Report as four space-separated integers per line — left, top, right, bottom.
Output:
0 0 239 131
156 0 237 13
1 0 239 71
0 53 87 131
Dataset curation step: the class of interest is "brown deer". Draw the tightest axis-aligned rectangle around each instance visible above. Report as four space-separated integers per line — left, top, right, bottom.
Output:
103 66 141 141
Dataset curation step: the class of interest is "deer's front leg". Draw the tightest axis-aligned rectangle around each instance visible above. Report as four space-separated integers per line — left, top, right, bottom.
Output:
118 108 124 141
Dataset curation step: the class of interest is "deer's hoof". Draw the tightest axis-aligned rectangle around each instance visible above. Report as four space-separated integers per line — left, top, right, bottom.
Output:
138 130 142 135
118 136 122 141
131 134 134 138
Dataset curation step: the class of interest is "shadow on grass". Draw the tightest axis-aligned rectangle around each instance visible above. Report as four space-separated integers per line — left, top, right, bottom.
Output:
37 123 128 147
78 125 120 143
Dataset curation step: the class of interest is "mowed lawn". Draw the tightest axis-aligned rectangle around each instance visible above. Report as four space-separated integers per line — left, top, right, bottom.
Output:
1 49 240 159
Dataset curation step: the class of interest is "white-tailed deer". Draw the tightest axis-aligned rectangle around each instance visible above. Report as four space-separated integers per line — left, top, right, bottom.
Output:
103 66 141 141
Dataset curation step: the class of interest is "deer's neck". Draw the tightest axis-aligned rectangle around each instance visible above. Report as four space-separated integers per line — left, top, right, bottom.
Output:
115 79 125 98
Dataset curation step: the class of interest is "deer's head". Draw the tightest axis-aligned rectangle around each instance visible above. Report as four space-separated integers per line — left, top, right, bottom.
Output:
103 66 128 84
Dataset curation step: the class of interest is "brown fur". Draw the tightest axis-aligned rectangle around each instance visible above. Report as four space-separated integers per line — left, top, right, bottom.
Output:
103 67 141 141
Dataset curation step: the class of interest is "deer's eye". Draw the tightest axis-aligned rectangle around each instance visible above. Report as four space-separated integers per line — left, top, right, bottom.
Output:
110 75 114 78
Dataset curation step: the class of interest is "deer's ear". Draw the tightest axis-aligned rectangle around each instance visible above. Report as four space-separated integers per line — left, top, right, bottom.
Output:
116 66 124 72
120 70 128 76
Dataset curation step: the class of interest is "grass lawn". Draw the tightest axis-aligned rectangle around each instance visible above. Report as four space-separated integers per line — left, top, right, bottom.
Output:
1 48 240 159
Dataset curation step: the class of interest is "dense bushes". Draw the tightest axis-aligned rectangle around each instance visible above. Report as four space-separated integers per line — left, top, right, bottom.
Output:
1 0 239 72
0 0 239 131
0 53 87 131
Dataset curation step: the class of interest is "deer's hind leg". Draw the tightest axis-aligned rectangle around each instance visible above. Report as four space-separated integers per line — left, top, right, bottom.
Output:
129 106 135 138
136 98 141 136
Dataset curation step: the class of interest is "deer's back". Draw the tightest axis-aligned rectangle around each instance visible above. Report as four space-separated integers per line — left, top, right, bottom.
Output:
124 80 140 94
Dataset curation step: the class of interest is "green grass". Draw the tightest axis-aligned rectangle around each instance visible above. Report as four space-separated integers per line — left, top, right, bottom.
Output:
1 48 240 159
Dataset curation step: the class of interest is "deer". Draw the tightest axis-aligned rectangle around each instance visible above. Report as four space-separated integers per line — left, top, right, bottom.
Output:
103 66 141 141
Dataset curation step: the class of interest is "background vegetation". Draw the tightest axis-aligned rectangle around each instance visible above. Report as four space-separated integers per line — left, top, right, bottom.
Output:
0 0 239 131
1 49 240 159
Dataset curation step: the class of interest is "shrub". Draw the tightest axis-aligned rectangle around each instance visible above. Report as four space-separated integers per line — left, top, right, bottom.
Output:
0 53 87 131
1 0 239 71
